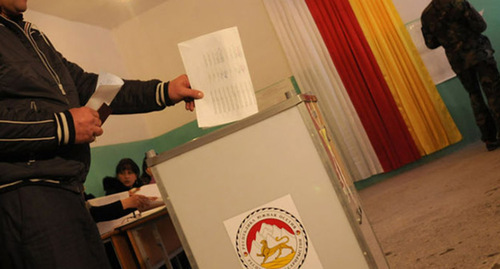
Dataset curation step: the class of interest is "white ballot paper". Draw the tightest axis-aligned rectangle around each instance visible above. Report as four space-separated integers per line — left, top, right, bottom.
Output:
86 72 123 110
178 27 258 128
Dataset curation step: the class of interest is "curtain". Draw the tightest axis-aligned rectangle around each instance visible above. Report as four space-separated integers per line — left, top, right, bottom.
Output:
263 0 383 180
263 0 462 180
347 0 462 154
304 0 421 171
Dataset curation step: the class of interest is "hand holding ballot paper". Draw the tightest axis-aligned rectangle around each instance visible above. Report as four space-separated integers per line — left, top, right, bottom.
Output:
179 27 259 128
69 72 123 144
79 72 202 144
86 72 124 123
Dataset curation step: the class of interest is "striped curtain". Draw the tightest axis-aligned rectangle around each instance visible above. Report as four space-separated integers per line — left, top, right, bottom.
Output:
304 0 421 172
263 0 461 181
347 0 462 154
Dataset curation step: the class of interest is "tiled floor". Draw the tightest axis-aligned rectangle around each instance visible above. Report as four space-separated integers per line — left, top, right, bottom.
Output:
359 141 500 269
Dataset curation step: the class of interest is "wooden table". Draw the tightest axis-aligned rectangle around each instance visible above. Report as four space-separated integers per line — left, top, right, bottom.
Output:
101 207 183 269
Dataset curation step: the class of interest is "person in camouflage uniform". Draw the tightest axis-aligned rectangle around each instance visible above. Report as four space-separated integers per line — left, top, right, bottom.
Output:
421 0 500 151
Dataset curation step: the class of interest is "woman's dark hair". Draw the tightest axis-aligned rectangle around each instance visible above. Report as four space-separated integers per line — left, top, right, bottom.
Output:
115 158 140 176
140 155 153 184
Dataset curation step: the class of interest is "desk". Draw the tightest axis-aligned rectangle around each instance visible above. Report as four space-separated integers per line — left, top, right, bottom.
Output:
101 207 184 269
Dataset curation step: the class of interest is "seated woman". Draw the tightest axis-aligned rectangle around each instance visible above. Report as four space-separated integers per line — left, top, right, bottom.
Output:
103 158 143 195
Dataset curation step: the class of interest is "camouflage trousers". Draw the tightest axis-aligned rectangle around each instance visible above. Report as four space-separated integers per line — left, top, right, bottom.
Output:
456 57 500 142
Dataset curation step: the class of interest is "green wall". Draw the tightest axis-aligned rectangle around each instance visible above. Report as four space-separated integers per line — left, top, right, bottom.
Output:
85 121 224 197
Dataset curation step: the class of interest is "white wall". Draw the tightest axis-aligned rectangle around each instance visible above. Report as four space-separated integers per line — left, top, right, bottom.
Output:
24 10 128 76
391 0 430 23
111 0 292 137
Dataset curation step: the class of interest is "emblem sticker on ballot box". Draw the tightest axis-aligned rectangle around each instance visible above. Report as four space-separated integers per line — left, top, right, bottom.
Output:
224 195 323 269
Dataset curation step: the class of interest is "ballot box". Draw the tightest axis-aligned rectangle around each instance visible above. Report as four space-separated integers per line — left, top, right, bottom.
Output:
148 94 389 269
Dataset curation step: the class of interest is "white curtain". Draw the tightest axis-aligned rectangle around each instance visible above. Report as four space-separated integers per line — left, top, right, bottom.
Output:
263 0 383 180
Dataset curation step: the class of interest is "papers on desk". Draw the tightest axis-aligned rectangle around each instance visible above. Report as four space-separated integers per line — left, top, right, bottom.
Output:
179 27 258 128
131 184 165 212
88 184 165 235
85 72 124 123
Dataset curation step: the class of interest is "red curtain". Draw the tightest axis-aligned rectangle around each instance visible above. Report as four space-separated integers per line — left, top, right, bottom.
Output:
305 0 420 171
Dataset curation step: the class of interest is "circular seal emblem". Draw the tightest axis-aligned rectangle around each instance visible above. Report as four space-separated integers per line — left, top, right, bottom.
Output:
235 207 308 269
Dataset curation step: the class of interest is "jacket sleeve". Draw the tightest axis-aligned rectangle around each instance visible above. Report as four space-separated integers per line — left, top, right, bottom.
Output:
421 24 441 49
463 1 487 33
109 79 175 114
59 55 99 106
420 9 441 50
37 32 100 106
0 106 75 159
60 54 173 114
89 200 136 223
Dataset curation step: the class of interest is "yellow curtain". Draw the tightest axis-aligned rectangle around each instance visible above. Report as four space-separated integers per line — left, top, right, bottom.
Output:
348 0 462 155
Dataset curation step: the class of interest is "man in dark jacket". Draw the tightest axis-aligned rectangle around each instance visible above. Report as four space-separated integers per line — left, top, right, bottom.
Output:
421 0 500 151
0 0 203 268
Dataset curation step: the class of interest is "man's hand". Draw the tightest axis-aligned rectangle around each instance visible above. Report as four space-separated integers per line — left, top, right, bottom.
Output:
69 107 103 143
168 74 204 111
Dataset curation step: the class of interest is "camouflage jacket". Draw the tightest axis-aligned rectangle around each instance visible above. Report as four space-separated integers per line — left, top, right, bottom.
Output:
420 0 494 73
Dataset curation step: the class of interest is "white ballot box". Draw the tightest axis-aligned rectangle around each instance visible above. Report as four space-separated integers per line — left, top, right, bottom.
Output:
148 94 389 269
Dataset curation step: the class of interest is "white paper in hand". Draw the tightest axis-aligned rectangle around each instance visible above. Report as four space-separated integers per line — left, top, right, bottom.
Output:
86 72 124 110
178 27 258 128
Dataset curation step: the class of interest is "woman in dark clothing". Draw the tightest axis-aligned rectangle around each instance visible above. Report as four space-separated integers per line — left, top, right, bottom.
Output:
103 158 143 195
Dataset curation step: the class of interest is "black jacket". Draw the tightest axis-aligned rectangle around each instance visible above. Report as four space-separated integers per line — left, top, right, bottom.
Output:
0 15 173 192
